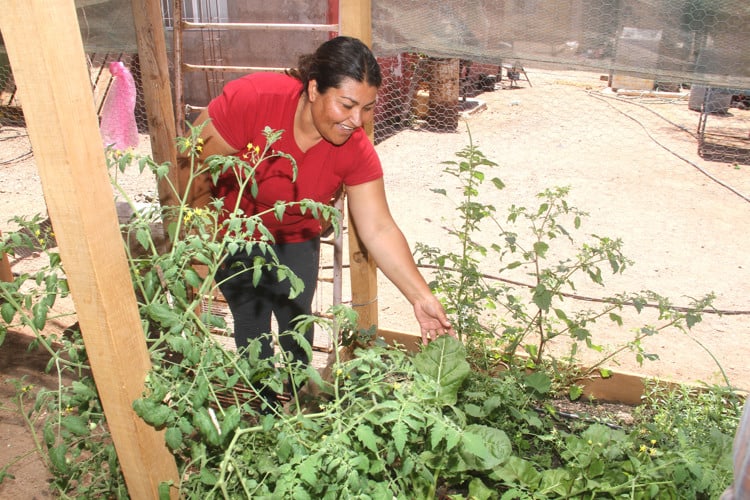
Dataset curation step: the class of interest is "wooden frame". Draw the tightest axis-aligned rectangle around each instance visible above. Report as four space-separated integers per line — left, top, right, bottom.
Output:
0 1 180 497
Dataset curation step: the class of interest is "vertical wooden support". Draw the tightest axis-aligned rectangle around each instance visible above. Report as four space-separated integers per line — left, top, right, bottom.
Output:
0 231 12 283
130 0 181 208
339 0 379 330
0 2 179 498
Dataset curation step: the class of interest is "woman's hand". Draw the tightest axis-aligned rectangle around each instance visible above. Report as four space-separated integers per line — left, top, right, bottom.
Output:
413 296 457 345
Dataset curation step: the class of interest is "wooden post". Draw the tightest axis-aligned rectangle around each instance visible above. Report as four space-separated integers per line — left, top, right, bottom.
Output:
130 0 181 208
0 231 12 283
339 0 380 331
0 1 179 498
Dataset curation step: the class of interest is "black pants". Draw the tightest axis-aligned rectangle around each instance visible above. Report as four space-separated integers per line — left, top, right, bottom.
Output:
216 238 320 365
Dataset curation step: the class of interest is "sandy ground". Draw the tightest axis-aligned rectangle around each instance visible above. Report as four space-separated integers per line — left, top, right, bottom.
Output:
1 66 750 496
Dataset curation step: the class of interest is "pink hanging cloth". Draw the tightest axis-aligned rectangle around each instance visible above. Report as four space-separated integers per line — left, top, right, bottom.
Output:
100 61 139 150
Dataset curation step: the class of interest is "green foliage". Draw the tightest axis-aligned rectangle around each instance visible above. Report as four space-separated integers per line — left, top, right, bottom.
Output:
415 124 718 390
0 127 740 498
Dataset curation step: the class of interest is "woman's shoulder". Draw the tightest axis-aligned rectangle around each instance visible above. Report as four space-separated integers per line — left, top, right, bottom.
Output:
230 72 302 96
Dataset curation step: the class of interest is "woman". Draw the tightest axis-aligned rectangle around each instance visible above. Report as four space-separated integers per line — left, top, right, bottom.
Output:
186 36 454 366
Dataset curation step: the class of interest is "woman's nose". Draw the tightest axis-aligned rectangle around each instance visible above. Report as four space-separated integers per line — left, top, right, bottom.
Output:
350 108 363 127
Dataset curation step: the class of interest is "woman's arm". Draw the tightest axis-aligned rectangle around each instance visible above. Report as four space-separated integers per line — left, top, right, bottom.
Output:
346 178 455 343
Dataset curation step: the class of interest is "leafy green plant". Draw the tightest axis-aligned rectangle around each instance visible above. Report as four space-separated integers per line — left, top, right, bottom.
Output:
415 125 718 392
0 127 740 499
0 123 339 497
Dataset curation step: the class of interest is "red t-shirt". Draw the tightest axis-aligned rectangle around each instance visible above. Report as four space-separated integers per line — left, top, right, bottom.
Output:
207 73 383 243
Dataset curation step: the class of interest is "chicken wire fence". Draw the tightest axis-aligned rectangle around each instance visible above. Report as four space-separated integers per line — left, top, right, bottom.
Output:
1 0 749 161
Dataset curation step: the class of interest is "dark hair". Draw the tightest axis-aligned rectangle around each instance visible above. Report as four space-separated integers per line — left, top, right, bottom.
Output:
287 36 382 94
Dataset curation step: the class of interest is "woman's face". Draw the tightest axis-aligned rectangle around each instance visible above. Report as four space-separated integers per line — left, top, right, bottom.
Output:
307 77 378 146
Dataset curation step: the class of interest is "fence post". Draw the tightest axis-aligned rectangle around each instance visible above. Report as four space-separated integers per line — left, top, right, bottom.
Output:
339 0 380 331
130 0 181 208
0 1 179 498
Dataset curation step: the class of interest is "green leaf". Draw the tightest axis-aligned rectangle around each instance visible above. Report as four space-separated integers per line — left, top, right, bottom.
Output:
158 481 172 500
491 456 541 487
539 468 573 495
553 308 568 321
61 415 89 437
532 284 553 312
192 377 210 408
533 241 549 258
184 267 203 289
43 422 55 447
599 368 612 379
355 424 379 453
568 384 584 401
136 227 151 250
49 444 69 474
133 399 172 428
458 424 511 471
298 455 318 486
273 201 286 221
468 477 496 500
392 421 408 456
524 371 551 395
31 302 48 330
1 302 15 324
164 427 183 450
412 336 470 405
686 312 701 328
608 312 623 326
146 303 180 327
193 408 221 447
199 468 218 485
220 406 241 440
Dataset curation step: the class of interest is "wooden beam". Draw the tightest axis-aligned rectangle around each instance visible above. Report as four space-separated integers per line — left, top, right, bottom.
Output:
130 0 181 208
0 1 179 498
338 0 372 46
339 0 379 331
0 231 12 283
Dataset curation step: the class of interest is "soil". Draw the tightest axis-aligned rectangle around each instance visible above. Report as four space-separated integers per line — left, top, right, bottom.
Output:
1 67 749 497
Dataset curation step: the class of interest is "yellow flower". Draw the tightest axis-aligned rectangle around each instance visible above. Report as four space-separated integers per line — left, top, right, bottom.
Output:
649 447 657 456
650 439 657 445
335 368 343 377
392 382 402 390
639 444 648 453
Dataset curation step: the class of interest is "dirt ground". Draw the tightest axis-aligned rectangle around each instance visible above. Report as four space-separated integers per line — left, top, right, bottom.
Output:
1 67 749 496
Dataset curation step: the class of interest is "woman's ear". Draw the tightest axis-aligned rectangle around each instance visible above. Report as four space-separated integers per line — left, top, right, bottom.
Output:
307 79 318 101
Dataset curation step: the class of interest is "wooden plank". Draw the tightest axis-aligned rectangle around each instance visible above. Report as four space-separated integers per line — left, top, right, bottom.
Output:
339 0 379 331
339 0 372 46
0 1 179 498
347 215 379 330
130 0 181 207
0 230 12 282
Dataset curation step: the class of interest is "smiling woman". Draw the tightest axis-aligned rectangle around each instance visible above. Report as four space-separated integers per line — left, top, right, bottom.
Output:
180 36 454 388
